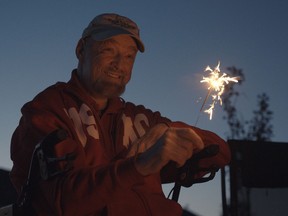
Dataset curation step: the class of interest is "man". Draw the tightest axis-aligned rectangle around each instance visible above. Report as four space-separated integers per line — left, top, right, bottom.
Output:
10 13 230 215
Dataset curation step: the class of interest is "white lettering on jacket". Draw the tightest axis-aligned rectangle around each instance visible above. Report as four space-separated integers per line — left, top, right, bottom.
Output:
64 104 99 147
122 113 149 148
65 104 149 148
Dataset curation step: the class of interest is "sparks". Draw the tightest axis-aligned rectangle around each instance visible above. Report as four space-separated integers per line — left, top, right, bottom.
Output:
200 61 239 120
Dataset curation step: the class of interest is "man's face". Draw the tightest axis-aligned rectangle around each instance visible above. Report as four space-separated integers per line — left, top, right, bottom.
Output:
78 34 138 99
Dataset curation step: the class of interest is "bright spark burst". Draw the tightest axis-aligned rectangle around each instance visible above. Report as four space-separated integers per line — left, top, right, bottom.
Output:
200 61 239 120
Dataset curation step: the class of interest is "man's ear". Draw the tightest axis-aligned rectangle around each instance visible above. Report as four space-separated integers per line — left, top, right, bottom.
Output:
75 39 85 60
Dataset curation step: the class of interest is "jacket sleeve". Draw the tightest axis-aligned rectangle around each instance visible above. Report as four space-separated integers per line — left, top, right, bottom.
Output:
160 121 231 183
10 95 145 215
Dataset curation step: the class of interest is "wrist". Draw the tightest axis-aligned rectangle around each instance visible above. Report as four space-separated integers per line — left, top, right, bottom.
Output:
134 153 150 176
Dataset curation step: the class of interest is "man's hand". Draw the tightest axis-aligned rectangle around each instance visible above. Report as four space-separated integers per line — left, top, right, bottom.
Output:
134 127 204 176
126 123 169 157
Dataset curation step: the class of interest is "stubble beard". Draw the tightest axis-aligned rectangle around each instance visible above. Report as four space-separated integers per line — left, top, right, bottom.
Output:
92 79 126 99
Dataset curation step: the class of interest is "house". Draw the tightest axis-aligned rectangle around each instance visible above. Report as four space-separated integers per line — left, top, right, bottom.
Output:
0 169 17 207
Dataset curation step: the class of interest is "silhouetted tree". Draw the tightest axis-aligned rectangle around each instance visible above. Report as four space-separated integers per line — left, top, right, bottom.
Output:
246 93 273 141
221 66 274 216
222 66 246 140
222 67 273 141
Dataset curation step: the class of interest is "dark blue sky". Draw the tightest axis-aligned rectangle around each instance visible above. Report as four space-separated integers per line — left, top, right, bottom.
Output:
1 1 288 215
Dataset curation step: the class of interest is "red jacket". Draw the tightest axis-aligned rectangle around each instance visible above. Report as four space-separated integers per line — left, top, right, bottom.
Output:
10 70 230 216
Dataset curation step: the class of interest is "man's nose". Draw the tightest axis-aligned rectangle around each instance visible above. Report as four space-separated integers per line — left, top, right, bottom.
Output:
111 54 123 69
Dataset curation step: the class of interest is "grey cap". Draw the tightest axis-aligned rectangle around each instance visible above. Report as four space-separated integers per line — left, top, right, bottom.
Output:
82 13 145 52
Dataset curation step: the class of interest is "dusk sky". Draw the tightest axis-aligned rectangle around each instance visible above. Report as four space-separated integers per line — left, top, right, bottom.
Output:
1 1 288 215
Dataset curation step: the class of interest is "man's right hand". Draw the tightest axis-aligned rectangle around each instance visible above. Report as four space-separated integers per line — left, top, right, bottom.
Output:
134 127 204 176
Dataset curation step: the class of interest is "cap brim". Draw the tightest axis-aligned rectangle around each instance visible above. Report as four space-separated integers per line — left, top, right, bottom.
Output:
90 28 145 52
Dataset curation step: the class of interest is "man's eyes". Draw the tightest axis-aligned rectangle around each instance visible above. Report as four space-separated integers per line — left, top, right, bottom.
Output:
97 48 136 60
99 48 114 55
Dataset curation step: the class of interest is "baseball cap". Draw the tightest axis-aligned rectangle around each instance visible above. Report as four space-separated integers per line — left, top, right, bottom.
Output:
82 13 145 52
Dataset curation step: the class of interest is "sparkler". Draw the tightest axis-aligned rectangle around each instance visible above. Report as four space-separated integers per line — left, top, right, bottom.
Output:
196 61 239 123
172 61 238 202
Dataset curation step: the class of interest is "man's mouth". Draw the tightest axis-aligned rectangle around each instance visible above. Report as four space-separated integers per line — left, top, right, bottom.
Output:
106 71 123 79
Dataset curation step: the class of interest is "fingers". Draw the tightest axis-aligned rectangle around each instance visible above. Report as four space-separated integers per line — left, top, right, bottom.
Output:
134 126 205 176
140 123 169 150
162 127 204 167
127 123 168 157
176 128 204 148
165 127 204 152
